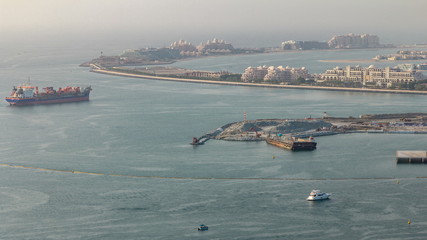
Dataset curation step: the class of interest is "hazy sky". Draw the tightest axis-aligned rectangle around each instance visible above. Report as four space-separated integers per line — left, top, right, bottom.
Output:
1 0 426 48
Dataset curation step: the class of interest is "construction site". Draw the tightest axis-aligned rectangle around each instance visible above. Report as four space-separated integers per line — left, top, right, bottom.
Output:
193 113 427 143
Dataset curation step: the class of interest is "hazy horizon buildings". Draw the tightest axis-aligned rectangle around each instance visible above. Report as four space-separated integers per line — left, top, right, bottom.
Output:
281 40 329 50
282 34 381 50
1 0 426 49
169 40 198 54
196 38 234 54
328 34 381 49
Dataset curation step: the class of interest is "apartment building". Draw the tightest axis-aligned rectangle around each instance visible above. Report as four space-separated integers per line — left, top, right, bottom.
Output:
317 65 424 87
242 66 309 83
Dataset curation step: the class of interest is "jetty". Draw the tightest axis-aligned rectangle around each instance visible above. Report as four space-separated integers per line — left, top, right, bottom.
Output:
396 151 427 164
190 136 210 145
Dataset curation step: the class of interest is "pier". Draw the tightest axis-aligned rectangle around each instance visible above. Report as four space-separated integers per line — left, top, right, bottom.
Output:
191 135 210 145
396 151 427 164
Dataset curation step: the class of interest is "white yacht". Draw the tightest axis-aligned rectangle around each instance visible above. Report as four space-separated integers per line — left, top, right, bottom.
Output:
306 190 330 201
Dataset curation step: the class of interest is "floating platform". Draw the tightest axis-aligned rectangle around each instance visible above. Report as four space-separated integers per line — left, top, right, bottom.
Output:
266 136 317 151
396 151 427 164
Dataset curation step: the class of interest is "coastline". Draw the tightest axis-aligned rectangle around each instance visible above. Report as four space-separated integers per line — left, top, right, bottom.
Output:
91 68 427 95
317 59 377 63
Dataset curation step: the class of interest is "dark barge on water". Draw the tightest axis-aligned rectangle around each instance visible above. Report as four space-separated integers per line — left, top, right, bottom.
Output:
266 136 317 151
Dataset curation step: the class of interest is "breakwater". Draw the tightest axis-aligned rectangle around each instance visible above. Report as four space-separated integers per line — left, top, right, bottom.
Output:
91 68 427 95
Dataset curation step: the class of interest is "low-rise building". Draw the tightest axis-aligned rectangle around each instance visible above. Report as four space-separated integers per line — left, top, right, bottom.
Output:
183 71 226 79
373 50 427 61
281 40 299 50
170 40 197 52
241 66 269 82
99 56 121 66
242 66 309 83
169 40 199 57
317 65 424 88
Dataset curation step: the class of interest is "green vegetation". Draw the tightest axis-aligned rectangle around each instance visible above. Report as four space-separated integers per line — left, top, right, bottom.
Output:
220 74 243 82
389 80 427 91
110 67 152 76
316 80 363 88
415 80 427 91
121 48 182 61
108 67 242 82
290 77 306 85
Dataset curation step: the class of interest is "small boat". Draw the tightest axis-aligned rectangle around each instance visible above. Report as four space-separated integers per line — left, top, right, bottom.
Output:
306 190 330 201
197 224 208 231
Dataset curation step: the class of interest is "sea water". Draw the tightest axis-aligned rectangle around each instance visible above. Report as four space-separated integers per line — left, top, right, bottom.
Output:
0 44 426 239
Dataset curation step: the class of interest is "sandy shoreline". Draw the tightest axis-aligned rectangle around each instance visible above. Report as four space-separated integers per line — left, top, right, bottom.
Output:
91 68 427 95
317 59 377 63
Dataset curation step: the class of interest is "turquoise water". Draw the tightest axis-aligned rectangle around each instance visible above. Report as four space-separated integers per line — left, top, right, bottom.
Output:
0 45 427 239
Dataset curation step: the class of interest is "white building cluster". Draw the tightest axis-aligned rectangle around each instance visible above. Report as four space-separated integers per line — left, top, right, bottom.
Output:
169 40 199 56
281 40 299 50
281 40 329 50
196 38 234 54
374 50 427 61
169 38 234 56
328 34 380 49
317 65 424 88
241 66 309 83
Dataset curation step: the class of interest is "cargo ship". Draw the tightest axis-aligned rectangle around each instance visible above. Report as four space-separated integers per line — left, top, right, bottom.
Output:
5 84 92 106
266 135 317 151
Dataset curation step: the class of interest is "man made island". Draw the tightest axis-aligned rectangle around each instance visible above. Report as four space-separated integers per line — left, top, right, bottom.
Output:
194 113 427 162
82 34 427 93
196 112 427 141
90 65 427 95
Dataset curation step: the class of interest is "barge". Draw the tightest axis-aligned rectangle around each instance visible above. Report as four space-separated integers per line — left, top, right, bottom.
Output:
266 136 317 151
